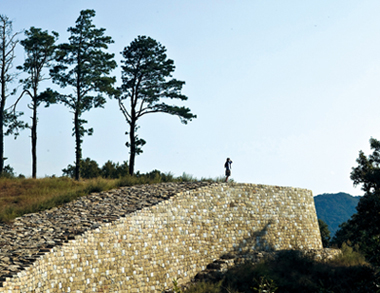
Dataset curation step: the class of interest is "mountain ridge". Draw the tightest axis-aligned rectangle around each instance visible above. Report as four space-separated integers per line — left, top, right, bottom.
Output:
314 192 360 236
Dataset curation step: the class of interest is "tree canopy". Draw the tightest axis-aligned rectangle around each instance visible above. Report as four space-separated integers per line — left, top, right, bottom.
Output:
0 11 198 180
332 137 380 265
318 219 331 248
116 35 196 175
17 27 59 178
50 9 116 180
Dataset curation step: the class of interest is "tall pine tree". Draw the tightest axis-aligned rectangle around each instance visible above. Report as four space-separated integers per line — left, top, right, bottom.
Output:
17 27 59 178
116 36 196 175
51 10 116 180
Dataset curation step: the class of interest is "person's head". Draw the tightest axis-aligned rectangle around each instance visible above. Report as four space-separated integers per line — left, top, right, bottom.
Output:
227 158 230 161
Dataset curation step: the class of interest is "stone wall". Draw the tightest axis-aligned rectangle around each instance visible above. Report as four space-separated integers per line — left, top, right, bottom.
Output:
0 182 322 292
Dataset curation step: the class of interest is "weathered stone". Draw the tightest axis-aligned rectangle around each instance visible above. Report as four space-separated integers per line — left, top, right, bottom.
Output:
0 181 212 287
0 182 325 292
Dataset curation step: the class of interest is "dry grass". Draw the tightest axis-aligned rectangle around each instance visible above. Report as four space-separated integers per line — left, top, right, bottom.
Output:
0 177 119 222
0 172 215 222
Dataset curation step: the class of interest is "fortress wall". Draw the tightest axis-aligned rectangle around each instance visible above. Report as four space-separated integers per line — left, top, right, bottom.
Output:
0 183 322 292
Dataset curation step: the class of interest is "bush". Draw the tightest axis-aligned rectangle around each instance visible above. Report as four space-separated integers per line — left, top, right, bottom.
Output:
216 250 379 293
101 160 129 179
1 164 15 178
62 158 100 179
331 242 367 267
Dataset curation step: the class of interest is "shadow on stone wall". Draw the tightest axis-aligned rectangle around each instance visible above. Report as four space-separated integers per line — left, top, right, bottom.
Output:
190 222 275 286
231 220 275 254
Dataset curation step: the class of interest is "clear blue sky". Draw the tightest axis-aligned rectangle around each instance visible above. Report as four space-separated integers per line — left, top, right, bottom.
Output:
2 0 380 196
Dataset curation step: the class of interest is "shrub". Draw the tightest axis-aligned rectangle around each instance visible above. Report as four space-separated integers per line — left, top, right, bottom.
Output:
218 250 379 293
331 241 367 266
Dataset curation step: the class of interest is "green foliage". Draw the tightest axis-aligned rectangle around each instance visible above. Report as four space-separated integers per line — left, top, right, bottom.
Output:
62 157 100 179
2 109 27 138
318 219 331 248
51 9 116 180
253 276 278 293
17 26 59 178
350 137 380 193
62 159 188 184
0 164 15 178
79 158 100 179
63 159 130 180
18 27 58 97
177 172 197 182
331 220 356 247
332 242 367 267
168 279 222 293
0 15 27 174
171 279 181 293
116 35 196 175
101 160 129 179
186 281 223 293
332 137 380 266
218 250 379 293
141 169 175 182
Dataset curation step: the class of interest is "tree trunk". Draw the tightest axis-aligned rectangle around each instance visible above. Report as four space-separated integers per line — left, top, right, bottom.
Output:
0 100 4 175
74 108 81 180
128 121 136 176
31 97 37 178
0 48 5 175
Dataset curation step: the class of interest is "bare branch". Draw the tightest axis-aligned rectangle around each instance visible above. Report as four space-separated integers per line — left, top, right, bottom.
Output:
6 89 33 113
117 98 131 124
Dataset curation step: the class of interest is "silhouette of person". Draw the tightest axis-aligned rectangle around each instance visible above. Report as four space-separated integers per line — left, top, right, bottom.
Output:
224 158 232 182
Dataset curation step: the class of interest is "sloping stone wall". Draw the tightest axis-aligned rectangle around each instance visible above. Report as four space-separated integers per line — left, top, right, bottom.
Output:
0 182 321 292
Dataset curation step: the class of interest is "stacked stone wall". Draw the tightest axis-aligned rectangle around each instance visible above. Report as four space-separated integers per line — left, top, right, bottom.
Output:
0 183 322 292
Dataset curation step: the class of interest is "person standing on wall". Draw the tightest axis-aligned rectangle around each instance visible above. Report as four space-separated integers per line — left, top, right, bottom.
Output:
224 158 233 182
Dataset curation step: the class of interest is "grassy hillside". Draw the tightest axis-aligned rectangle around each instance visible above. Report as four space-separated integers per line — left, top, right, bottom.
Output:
314 192 360 236
0 177 122 222
0 172 224 223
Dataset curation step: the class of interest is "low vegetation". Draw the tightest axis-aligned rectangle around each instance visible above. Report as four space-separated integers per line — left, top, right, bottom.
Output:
2 150 379 292
174 248 380 293
0 165 225 223
0 176 115 222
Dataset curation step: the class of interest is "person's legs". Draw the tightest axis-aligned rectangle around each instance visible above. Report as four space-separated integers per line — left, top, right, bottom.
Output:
225 170 230 182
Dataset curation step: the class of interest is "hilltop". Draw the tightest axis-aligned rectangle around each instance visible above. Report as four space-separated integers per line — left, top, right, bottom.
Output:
314 192 360 236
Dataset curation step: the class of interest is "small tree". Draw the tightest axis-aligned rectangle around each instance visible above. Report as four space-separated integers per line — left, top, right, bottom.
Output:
116 36 196 175
0 15 26 175
62 157 100 179
318 219 331 248
17 27 59 178
101 160 128 179
333 137 380 265
51 9 116 180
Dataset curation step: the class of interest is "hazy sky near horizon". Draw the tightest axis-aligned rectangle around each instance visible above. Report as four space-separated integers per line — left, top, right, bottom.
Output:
1 0 380 196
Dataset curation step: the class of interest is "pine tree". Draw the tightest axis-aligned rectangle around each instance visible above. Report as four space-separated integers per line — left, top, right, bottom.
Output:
116 36 196 175
51 10 116 180
17 27 59 178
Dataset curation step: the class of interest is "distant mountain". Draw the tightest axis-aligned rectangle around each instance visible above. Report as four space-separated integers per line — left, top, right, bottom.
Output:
314 192 360 237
